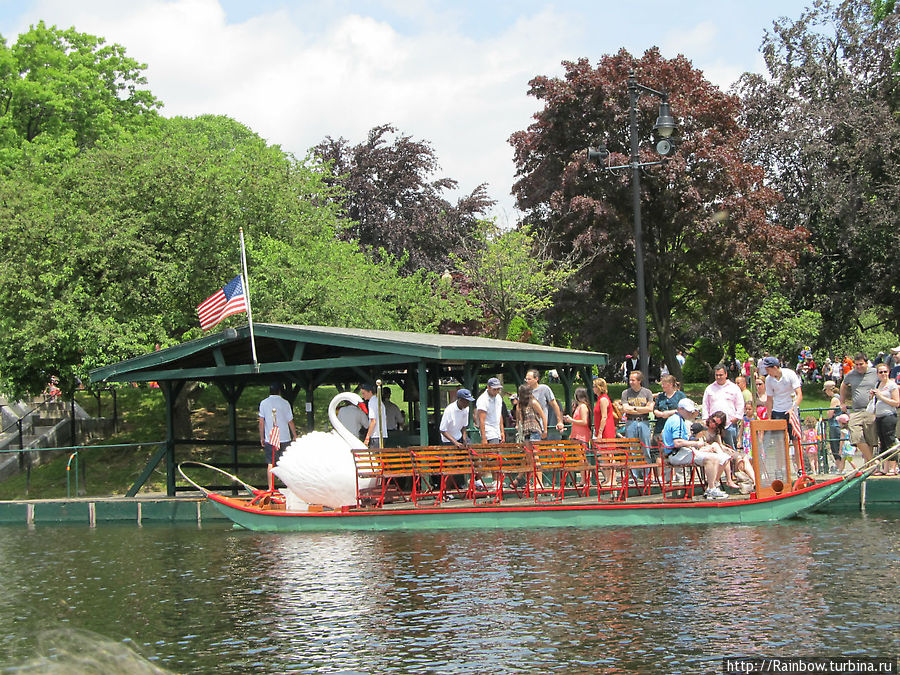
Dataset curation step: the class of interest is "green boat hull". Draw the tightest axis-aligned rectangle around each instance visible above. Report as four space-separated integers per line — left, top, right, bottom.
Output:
207 473 866 532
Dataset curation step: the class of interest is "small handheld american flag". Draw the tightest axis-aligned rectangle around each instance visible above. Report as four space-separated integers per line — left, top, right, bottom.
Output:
267 409 280 449
267 409 279 491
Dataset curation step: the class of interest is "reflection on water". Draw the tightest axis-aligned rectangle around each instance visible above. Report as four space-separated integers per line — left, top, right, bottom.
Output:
0 510 897 673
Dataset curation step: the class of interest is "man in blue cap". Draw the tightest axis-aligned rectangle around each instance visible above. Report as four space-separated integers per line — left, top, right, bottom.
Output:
440 388 475 448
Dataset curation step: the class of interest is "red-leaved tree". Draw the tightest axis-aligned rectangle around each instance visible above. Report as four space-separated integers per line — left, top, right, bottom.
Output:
509 48 807 377
313 124 494 276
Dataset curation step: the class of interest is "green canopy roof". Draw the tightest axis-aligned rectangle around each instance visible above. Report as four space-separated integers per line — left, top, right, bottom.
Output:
90 323 607 385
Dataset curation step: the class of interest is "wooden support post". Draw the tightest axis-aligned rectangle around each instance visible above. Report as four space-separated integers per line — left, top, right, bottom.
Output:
417 361 429 446
215 380 245 496
163 381 176 496
559 367 574 425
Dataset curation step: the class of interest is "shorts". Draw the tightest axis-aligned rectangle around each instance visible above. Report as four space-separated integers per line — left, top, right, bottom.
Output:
848 411 877 447
770 410 797 440
264 441 289 465
668 447 729 467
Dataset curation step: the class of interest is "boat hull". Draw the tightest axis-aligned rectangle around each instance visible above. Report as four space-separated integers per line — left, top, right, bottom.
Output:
207 473 864 532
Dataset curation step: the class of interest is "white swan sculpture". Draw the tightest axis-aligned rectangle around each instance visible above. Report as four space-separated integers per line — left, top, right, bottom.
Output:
271 391 376 509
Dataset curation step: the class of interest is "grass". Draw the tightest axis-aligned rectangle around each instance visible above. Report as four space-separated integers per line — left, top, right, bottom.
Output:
0 379 834 500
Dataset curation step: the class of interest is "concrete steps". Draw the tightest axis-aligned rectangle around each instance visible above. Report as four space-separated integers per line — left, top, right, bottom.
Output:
0 397 105 482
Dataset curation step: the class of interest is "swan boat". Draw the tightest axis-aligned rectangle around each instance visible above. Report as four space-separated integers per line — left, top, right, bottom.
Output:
180 394 879 533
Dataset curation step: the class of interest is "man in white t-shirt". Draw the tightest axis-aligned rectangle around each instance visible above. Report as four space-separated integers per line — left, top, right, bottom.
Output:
476 378 505 444
359 383 388 449
763 356 803 443
440 389 475 447
258 383 298 465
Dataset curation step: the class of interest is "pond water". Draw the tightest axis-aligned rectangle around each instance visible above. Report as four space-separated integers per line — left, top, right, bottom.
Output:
0 509 897 674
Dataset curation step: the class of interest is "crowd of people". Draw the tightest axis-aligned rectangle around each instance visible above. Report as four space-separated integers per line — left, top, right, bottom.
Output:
258 349 900 498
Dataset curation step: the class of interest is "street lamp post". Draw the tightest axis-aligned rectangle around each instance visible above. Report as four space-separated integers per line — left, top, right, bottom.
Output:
590 70 676 378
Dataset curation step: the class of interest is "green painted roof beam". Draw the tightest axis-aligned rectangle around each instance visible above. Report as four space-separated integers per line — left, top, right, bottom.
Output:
95 353 417 383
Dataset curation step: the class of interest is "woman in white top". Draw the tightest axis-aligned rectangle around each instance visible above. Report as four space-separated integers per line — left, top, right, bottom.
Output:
871 365 899 475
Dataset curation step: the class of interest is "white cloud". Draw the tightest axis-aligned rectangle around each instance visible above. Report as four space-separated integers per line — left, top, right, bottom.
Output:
661 19 718 59
19 0 582 220
8 1 779 222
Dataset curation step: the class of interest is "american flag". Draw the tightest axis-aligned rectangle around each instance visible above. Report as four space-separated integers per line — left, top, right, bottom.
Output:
267 417 280 449
789 408 802 440
196 275 247 330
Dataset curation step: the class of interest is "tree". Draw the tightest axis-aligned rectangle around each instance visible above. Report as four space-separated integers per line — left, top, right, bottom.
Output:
312 124 494 275
737 0 900 344
872 0 899 72
449 222 581 339
509 49 805 378
0 115 464 400
744 292 823 361
0 21 159 169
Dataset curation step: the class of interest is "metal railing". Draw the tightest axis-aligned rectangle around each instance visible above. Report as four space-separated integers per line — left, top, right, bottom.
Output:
0 400 57 450
66 452 79 498
0 442 166 497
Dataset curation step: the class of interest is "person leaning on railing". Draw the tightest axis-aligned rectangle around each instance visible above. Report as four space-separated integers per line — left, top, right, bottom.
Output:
871 365 899 475
823 381 844 472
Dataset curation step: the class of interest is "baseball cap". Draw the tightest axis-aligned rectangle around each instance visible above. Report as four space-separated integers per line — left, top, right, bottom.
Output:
677 398 697 413
823 380 836 390
762 356 780 368
487 377 503 389
456 388 475 402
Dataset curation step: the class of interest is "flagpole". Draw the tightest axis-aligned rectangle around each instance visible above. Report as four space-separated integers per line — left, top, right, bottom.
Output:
239 227 259 371
268 409 278 492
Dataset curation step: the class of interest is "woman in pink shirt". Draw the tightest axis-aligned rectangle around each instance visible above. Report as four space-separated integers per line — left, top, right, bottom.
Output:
565 387 592 443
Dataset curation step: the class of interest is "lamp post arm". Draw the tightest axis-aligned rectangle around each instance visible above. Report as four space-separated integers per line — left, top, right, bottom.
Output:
605 160 668 171
628 71 668 102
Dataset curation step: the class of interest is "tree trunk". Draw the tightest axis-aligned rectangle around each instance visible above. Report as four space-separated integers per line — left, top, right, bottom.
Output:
172 382 199 439
649 291 682 382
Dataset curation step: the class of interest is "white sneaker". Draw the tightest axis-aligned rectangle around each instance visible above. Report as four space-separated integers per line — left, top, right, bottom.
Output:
705 487 728 500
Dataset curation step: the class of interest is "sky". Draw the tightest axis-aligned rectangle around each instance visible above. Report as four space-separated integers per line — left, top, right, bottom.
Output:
0 0 812 223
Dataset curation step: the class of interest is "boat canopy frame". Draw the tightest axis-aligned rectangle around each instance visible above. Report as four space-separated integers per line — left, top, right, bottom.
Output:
89 323 608 496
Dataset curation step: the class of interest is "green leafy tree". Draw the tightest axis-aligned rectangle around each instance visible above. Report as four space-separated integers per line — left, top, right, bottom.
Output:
0 115 462 400
449 223 579 339
0 21 159 170
831 307 899 358
508 49 805 379
745 292 823 361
